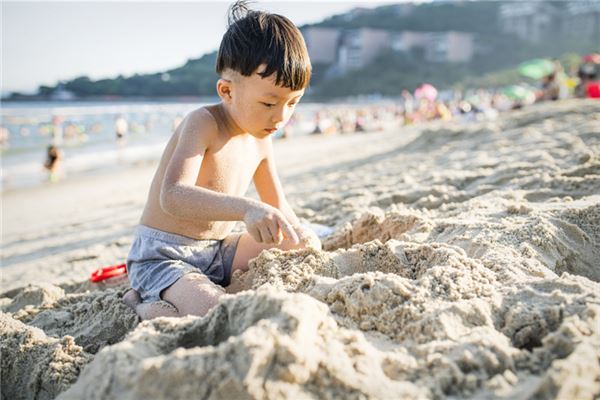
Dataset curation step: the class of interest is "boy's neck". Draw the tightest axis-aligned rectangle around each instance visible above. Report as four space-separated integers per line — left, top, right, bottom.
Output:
214 103 247 138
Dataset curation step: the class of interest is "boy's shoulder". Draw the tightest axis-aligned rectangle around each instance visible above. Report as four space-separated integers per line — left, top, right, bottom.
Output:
177 106 220 144
185 106 219 131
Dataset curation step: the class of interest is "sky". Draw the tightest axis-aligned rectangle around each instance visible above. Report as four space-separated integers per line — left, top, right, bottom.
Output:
2 0 401 94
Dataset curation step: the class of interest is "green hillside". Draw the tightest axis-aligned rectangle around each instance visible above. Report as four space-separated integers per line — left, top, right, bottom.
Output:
310 1 502 33
37 52 218 98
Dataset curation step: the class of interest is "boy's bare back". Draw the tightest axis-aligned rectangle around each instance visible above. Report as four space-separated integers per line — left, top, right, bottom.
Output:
140 104 268 240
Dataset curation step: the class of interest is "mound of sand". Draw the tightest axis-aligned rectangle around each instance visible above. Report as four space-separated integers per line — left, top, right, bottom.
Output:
2 99 599 399
0 313 92 400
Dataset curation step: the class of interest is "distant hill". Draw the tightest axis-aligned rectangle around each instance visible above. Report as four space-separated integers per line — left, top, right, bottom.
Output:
37 52 219 99
308 1 502 33
5 1 598 101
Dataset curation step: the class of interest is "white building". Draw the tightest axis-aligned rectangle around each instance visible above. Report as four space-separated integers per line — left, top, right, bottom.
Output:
563 0 600 41
302 27 341 64
499 2 560 43
426 31 474 63
337 28 391 72
392 31 474 63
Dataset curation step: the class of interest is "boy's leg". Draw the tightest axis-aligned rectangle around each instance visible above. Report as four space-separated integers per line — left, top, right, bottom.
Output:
123 288 180 320
230 232 305 275
161 272 226 317
225 232 303 294
123 274 224 320
136 300 180 320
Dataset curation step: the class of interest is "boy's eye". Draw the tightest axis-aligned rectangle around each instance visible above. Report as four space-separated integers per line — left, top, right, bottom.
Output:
261 102 275 108
288 102 298 107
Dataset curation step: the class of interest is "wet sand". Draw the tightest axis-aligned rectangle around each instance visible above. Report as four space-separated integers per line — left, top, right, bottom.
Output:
2 99 599 399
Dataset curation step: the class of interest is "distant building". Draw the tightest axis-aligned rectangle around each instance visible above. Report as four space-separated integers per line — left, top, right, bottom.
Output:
391 31 429 52
425 31 474 63
562 0 600 41
498 2 560 43
302 27 341 64
337 28 391 72
392 31 474 63
303 24 476 75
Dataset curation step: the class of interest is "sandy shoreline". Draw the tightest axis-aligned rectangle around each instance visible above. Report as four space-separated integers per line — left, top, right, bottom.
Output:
2 99 599 399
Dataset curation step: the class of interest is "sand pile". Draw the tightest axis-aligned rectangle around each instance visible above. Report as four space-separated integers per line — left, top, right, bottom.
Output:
2 99 599 399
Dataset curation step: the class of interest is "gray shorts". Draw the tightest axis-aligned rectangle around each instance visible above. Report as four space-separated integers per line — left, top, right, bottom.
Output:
126 225 241 303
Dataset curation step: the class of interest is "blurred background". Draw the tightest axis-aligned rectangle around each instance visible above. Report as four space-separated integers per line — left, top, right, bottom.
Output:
2 0 599 190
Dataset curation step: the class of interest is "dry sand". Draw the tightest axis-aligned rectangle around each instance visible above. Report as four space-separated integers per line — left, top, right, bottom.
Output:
2 99 599 399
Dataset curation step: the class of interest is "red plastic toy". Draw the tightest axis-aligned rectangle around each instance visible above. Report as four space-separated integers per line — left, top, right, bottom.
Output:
587 82 600 99
90 263 127 283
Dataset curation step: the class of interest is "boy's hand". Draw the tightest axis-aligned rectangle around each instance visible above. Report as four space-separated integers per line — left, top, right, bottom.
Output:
292 225 322 250
244 202 300 245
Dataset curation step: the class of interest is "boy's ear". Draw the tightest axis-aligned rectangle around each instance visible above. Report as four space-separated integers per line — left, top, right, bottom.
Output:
216 78 233 103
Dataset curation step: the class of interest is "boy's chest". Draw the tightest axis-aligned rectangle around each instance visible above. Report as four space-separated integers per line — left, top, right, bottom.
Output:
196 137 263 194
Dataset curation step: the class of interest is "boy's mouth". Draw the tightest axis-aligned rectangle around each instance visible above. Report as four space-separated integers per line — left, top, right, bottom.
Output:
264 128 277 133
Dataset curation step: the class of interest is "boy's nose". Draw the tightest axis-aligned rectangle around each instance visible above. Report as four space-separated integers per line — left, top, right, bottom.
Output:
271 108 286 125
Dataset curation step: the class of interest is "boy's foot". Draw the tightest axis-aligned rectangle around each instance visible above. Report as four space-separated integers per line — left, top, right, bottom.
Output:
135 301 180 320
122 288 142 310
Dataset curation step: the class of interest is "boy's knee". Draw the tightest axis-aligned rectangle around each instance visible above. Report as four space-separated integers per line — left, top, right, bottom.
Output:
123 288 142 310
162 273 225 317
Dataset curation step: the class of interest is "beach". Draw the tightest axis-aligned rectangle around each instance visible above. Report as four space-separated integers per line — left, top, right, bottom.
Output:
2 98 599 399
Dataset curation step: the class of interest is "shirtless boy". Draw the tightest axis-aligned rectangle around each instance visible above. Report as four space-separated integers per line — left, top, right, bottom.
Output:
123 1 319 320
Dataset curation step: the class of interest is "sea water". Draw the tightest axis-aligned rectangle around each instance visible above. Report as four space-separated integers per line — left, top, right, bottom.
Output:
1 100 207 191
0 100 347 191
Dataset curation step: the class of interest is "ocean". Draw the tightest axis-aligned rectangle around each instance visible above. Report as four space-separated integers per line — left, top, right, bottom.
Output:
1 100 321 191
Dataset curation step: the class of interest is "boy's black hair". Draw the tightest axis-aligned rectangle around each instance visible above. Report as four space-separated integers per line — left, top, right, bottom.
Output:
216 0 311 90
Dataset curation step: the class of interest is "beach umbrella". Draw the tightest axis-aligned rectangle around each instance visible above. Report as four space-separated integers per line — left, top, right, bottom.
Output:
582 53 600 64
414 83 438 101
518 59 555 80
502 85 532 101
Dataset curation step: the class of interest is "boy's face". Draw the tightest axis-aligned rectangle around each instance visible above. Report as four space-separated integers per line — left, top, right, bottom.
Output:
218 66 305 138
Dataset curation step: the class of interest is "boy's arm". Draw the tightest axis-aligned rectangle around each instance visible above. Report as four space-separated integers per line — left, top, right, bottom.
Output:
160 109 252 221
254 145 321 249
253 139 300 226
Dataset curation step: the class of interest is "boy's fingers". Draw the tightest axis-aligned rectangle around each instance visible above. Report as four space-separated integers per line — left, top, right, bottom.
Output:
259 226 273 244
266 221 280 244
266 223 279 244
275 226 284 244
279 219 299 244
250 227 263 243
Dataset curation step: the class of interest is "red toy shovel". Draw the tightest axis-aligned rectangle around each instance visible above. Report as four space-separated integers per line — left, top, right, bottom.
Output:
90 263 127 283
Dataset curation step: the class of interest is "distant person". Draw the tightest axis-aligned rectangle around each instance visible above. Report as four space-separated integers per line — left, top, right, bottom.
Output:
115 115 129 142
576 63 599 98
539 73 560 101
44 144 63 182
311 111 322 134
122 0 320 320
401 90 414 115
0 126 9 150
51 115 63 145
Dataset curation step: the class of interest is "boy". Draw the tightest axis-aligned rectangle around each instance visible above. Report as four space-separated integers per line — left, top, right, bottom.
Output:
123 1 319 320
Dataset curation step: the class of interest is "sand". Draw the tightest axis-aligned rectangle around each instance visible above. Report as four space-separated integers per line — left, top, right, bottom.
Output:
2 99 599 399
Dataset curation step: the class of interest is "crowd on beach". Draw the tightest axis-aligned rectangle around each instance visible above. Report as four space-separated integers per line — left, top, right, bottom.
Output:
0 54 598 184
284 54 600 138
